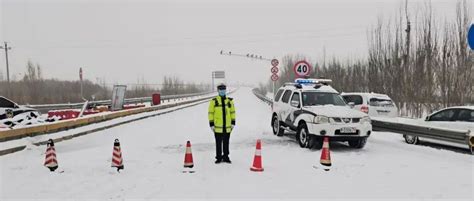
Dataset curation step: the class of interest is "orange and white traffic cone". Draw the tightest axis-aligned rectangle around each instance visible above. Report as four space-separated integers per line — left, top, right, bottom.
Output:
320 137 331 171
250 139 264 172
111 139 124 172
184 141 194 168
44 139 58 172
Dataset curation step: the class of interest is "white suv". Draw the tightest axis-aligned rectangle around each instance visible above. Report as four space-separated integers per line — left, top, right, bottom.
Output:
341 93 398 118
271 79 372 149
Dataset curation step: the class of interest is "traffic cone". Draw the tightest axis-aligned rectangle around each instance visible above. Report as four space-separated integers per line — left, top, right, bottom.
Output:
320 137 331 171
184 141 194 168
250 139 264 172
111 139 124 172
44 139 58 172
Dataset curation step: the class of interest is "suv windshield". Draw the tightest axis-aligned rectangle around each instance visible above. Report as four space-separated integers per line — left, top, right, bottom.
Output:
302 92 346 106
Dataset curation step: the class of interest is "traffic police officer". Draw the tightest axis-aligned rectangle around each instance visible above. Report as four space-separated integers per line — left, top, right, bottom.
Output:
208 83 236 164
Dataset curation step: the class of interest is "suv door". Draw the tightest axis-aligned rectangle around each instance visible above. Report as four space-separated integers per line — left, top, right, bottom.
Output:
286 92 301 125
279 89 293 124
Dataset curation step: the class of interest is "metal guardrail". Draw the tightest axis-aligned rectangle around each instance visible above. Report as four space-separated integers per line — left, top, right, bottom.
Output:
252 88 273 106
372 119 474 154
26 91 213 113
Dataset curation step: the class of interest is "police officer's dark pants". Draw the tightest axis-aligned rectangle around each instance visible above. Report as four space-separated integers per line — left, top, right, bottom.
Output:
214 133 230 160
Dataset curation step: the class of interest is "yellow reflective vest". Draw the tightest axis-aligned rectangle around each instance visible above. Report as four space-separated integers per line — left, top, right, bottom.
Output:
208 96 236 134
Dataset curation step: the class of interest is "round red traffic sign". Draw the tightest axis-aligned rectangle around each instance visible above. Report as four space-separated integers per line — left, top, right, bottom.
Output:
271 67 279 74
271 59 279 67
271 74 279 81
293 60 311 77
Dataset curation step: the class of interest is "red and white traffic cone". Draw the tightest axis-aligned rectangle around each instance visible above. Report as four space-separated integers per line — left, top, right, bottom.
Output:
250 139 264 172
111 139 124 172
44 139 58 172
184 141 194 168
320 137 331 171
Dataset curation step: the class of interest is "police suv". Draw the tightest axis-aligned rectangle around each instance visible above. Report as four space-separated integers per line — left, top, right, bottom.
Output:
271 79 372 149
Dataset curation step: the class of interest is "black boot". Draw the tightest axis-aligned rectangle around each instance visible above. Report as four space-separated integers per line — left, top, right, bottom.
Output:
215 158 222 164
222 157 232 164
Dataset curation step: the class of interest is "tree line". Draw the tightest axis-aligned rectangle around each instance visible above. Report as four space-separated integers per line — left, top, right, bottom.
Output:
266 0 473 117
0 61 210 105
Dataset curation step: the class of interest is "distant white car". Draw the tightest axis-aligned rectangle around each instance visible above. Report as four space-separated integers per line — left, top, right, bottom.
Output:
403 106 474 148
341 92 398 118
271 79 372 149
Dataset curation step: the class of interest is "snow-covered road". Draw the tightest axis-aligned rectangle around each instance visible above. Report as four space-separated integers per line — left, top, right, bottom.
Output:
1 88 473 200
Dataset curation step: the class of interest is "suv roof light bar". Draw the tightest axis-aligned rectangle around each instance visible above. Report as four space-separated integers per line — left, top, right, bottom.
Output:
295 78 333 85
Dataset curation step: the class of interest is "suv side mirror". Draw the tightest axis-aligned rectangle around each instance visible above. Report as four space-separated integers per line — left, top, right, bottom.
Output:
290 100 300 108
348 102 355 108
14 104 20 109
425 116 430 121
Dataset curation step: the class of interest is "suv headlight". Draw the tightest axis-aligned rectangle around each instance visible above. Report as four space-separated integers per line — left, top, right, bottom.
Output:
314 115 329 124
361 116 371 124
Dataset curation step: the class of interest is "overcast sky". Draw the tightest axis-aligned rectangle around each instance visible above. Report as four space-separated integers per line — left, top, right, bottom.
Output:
0 0 469 86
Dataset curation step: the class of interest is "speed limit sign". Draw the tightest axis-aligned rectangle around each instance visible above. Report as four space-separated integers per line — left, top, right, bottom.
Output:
293 60 311 77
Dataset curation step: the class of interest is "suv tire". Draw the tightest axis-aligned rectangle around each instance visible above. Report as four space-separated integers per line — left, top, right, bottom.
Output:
296 123 310 148
271 115 284 136
348 138 367 149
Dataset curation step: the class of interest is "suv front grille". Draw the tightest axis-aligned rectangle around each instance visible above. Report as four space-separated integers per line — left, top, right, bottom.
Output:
331 118 360 123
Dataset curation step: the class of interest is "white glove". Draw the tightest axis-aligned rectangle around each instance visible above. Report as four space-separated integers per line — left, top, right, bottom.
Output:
231 125 235 129
211 126 214 132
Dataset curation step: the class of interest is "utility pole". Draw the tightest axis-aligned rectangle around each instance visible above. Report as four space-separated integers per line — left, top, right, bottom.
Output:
0 42 12 96
0 42 11 83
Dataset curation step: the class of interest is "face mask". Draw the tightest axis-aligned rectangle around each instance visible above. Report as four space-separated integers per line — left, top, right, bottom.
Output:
218 90 226 96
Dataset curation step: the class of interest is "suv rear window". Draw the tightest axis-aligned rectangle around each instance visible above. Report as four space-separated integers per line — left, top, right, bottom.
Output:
274 89 284 102
342 95 363 105
281 90 292 103
369 98 394 107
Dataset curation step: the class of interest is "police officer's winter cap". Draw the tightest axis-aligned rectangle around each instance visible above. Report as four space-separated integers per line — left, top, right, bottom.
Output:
217 83 227 90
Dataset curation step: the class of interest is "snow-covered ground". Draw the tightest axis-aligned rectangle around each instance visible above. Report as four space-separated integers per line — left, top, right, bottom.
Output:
1 88 473 200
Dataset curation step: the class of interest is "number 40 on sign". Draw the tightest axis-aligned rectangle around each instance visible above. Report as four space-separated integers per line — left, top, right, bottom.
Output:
293 60 312 77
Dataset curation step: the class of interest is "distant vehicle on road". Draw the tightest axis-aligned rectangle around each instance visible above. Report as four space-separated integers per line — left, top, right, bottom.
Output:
341 92 398 118
403 106 474 148
271 79 372 149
